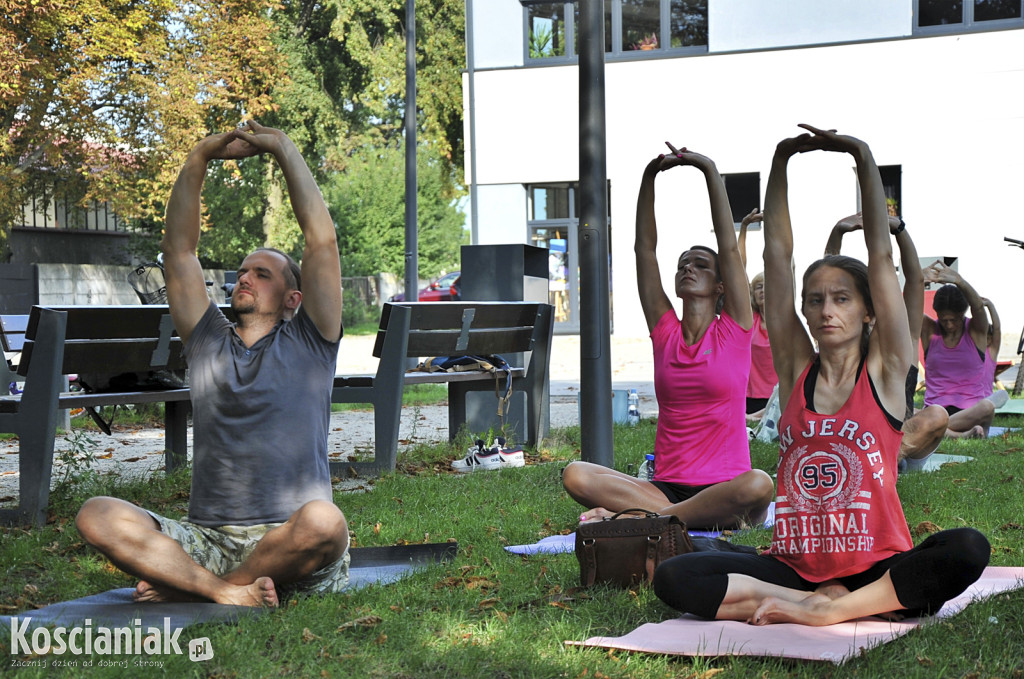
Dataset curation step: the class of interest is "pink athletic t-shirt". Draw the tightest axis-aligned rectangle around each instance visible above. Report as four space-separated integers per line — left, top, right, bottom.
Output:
747 311 778 400
923 318 988 410
651 309 753 485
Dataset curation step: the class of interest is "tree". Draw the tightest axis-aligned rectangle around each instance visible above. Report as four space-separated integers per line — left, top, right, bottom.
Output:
0 0 284 258
325 143 466 278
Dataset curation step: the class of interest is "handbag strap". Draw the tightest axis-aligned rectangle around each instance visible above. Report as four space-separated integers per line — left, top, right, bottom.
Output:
606 508 658 520
579 538 597 587
645 534 661 581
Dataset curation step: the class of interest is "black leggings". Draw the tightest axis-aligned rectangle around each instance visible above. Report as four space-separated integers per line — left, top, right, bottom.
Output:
653 528 990 619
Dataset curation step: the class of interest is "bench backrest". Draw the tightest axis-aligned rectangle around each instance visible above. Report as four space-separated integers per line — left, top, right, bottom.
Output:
0 314 28 353
373 301 547 359
19 305 232 378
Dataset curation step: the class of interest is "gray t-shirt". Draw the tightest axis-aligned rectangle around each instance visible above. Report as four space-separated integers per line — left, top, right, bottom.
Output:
184 302 340 526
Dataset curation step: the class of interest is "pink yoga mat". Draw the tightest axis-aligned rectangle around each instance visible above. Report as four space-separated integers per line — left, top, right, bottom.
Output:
567 566 1024 664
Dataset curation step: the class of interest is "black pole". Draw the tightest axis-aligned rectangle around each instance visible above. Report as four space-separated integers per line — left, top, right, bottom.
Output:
404 0 418 303
578 1 613 467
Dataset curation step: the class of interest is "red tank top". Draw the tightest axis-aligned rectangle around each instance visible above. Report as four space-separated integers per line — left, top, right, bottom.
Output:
768 358 912 582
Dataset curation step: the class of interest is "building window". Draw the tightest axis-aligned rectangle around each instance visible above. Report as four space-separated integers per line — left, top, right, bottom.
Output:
915 0 1023 33
527 182 611 334
879 165 902 217
723 172 761 228
525 0 707 63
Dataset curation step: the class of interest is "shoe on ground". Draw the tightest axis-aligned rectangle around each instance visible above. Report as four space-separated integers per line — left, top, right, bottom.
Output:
987 389 1010 409
490 438 525 469
451 438 524 472
452 444 502 472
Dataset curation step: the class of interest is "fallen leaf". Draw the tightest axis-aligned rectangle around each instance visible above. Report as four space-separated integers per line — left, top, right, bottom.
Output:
97 452 113 460
374 522 382 535
695 670 725 679
337 615 382 631
917 655 934 666
123 457 144 463
913 521 941 536
373 634 387 645
301 628 321 643
477 597 500 609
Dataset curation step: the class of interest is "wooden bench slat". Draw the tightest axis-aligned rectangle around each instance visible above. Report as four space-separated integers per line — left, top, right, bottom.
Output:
405 327 535 357
20 339 189 377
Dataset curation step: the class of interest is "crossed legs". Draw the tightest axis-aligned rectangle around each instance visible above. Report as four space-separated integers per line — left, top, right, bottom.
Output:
562 461 774 530
945 399 995 439
76 497 348 607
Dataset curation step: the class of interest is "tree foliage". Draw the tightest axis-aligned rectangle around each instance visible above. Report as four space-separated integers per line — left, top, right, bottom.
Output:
0 0 283 256
2 0 470 278
325 143 466 278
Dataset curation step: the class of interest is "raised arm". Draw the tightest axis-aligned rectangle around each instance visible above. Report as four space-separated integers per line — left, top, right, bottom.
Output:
683 150 752 329
234 121 342 342
737 208 763 271
762 132 817 410
823 213 862 257
891 216 925 346
635 156 675 332
982 297 1001 357
162 131 261 344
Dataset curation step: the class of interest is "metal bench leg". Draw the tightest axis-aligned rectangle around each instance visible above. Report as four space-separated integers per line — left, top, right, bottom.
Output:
165 400 189 472
447 383 469 441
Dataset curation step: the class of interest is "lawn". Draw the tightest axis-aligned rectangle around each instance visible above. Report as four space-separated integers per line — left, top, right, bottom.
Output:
2 413 1023 678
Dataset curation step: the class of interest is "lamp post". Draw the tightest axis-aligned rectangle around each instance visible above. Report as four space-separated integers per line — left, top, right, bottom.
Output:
519 0 613 466
404 0 418 307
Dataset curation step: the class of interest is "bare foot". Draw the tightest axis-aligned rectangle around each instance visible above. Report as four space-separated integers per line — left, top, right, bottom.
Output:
750 595 836 626
579 507 616 523
947 425 986 439
133 581 203 603
215 576 279 608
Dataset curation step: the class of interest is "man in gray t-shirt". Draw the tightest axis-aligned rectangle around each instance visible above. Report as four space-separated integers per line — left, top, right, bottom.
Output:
76 122 348 608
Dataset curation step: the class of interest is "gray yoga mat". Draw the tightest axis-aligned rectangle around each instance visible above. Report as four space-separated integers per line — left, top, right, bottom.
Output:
1 542 457 633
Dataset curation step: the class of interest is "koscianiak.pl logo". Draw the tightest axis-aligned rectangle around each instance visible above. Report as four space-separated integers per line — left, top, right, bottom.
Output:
8 617 214 669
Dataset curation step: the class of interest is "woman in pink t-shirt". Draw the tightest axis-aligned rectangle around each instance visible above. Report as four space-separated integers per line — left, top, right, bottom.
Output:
561 146 774 531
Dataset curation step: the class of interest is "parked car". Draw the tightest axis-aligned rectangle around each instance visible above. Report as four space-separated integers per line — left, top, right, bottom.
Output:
389 271 461 302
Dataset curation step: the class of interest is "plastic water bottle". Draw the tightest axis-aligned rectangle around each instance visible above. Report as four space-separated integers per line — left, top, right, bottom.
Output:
637 453 656 481
627 389 640 426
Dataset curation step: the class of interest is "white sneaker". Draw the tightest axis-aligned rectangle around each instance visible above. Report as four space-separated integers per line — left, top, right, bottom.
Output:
492 439 525 469
987 389 1010 409
451 438 524 472
452 443 502 472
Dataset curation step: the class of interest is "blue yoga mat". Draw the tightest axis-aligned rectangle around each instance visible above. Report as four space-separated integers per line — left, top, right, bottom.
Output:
1 543 457 634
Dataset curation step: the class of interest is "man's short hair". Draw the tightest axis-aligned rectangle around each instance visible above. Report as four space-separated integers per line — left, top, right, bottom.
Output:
255 247 301 291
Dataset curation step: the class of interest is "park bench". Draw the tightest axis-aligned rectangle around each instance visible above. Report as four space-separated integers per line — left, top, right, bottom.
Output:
0 305 193 526
0 300 553 526
332 301 554 477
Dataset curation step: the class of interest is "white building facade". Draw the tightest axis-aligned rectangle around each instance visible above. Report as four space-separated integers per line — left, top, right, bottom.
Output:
464 0 1024 354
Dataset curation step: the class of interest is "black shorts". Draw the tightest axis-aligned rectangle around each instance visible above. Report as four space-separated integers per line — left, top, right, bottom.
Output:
651 480 716 504
746 397 768 414
943 405 963 416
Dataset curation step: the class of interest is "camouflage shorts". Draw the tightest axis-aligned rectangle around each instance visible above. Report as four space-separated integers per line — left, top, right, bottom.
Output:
147 511 350 598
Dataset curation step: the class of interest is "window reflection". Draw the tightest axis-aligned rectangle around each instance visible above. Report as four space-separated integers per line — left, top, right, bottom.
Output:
974 0 1021 21
528 3 567 58
671 0 709 47
919 0 964 25
623 0 661 51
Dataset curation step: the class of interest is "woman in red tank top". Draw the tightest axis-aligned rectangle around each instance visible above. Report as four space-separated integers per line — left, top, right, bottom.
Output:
652 126 990 626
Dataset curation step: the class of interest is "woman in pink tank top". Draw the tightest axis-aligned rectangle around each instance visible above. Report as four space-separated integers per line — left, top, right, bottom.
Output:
561 146 774 531
920 265 998 438
652 126 989 627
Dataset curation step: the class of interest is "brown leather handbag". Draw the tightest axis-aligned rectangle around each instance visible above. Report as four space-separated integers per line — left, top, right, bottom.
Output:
575 509 694 587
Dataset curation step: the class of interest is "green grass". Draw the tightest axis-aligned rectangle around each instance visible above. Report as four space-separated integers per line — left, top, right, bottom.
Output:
2 417 1024 677
331 384 449 413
